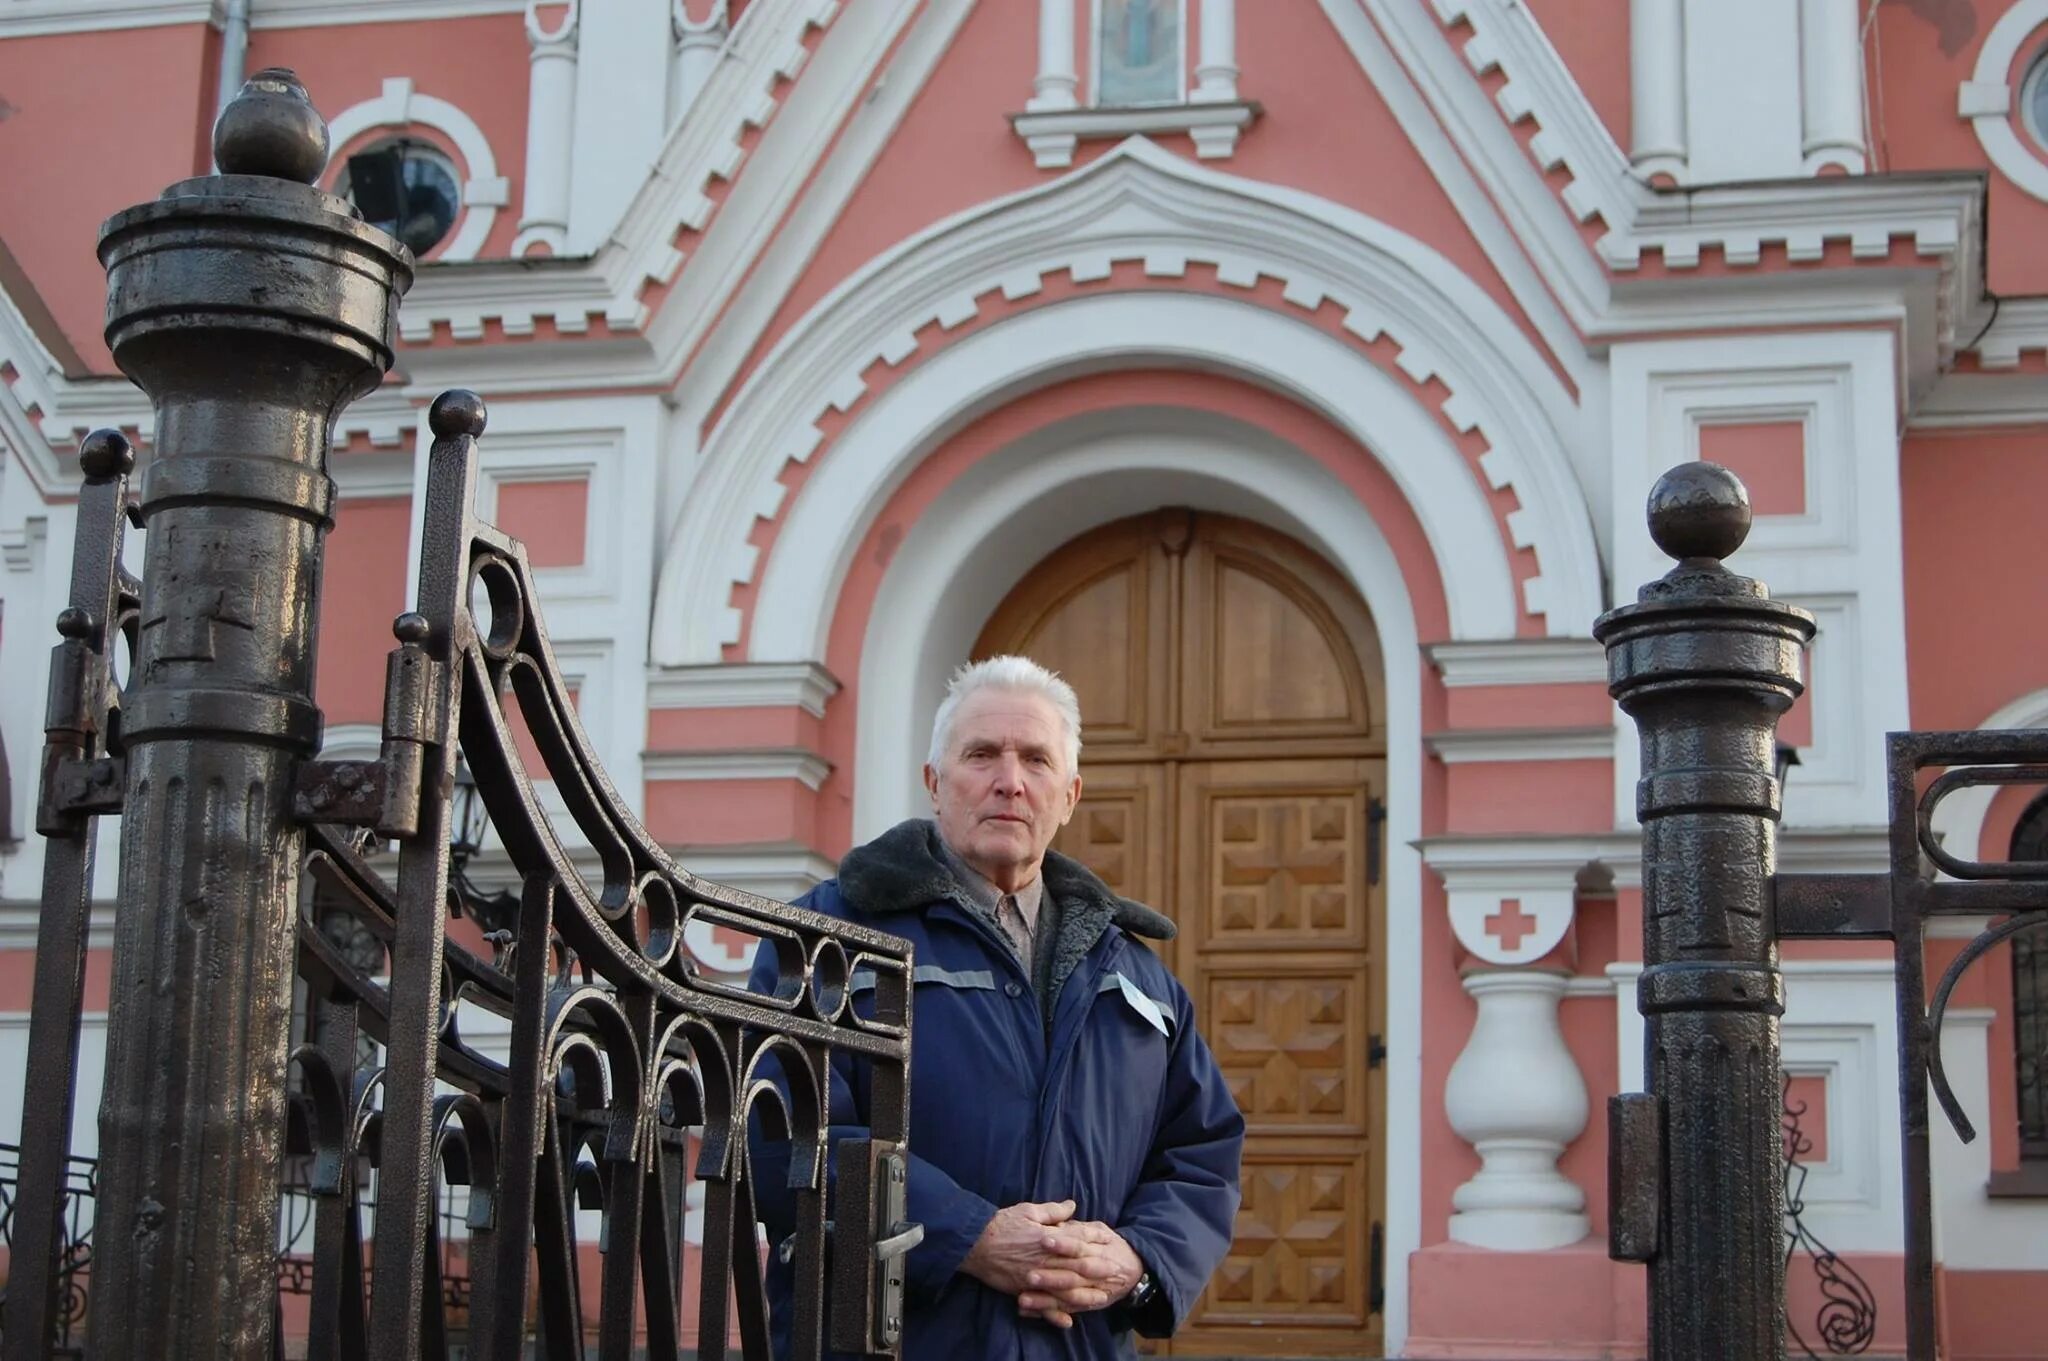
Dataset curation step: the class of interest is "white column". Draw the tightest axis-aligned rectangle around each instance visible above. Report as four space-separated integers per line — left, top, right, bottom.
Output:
671 0 729 129
1192 0 1238 103
1799 0 1865 173
1629 0 1686 180
513 0 580 257
1444 969 1590 1251
1028 0 1079 112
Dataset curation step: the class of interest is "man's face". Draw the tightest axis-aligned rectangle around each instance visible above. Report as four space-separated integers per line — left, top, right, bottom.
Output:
924 688 1082 889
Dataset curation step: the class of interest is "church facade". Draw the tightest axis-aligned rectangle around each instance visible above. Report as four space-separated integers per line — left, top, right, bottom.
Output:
2 1 2047 1355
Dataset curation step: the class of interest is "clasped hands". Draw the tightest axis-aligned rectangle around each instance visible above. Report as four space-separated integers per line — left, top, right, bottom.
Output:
961 1199 1145 1330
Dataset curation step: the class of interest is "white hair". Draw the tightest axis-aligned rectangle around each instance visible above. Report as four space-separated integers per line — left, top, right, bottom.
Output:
926 655 1083 774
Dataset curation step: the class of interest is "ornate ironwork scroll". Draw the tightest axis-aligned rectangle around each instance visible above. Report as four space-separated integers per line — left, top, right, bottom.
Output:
270 389 920 1360
1781 1076 1876 1358
1774 728 2048 1361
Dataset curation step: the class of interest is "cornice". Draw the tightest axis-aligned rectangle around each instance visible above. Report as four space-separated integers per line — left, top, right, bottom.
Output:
645 661 841 718
1425 726 1613 763
0 0 222 38
641 748 833 790
1359 0 1985 366
1426 637 1608 686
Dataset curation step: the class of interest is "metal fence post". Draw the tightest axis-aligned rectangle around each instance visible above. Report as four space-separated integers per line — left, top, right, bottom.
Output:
1595 464 1816 1361
83 70 410 1356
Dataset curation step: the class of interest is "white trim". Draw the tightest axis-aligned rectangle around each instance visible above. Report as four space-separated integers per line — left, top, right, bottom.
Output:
641 749 832 789
1925 687 2048 869
1425 638 1608 687
392 0 860 351
661 0 966 427
0 0 220 37
249 0 524 25
324 78 503 263
1425 727 1612 764
1912 373 2048 428
330 452 415 500
845 409 1428 1354
653 137 1600 663
1010 101 1255 169
734 306 1518 669
1965 0 2048 205
1360 0 1980 374
1961 296 2048 370
645 662 840 718
0 903 117 951
1564 976 1616 999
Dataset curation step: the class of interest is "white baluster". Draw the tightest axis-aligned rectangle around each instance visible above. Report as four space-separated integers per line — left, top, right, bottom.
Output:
672 0 730 129
513 0 580 257
1445 968 1591 1250
1192 0 1238 104
1799 0 1866 173
1629 0 1686 181
1029 0 1079 112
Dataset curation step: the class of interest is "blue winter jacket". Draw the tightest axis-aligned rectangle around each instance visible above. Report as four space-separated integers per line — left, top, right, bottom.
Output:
747 819 1245 1361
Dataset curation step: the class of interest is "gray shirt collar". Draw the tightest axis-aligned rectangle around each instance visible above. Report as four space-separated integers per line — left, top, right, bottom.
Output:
933 823 1045 925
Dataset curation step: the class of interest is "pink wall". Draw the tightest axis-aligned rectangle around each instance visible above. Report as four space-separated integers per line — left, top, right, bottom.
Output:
496 479 590 569
1871 1 2048 295
1520 1 1632 153
0 24 220 372
707 0 1569 426
1902 428 2048 732
315 496 413 728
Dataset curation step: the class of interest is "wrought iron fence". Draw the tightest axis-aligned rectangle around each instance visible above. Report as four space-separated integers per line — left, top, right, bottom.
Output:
1 68 917 1361
0 1143 96 1357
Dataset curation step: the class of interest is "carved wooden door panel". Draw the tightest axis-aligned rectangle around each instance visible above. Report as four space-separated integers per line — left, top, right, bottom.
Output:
976 510 1385 1358
1173 757 1385 1356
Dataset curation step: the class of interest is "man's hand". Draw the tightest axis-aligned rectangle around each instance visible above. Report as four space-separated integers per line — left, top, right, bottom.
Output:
1016 1220 1145 1329
960 1200 1084 1296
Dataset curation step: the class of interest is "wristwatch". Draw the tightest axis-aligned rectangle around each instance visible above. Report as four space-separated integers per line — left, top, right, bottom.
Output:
1128 1270 1159 1310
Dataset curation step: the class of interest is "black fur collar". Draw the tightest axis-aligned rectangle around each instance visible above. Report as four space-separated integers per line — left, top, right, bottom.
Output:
838 819 1175 941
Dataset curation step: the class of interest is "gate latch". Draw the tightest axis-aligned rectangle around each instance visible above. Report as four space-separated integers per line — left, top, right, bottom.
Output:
831 1139 923 1354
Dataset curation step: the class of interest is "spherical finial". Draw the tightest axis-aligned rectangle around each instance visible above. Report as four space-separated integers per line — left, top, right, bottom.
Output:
1647 461 1752 564
428 389 488 440
55 607 94 641
212 68 329 185
392 612 431 645
78 429 134 482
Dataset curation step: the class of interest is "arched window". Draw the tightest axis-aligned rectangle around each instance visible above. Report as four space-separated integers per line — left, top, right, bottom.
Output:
2008 792 2048 1164
1096 0 1182 108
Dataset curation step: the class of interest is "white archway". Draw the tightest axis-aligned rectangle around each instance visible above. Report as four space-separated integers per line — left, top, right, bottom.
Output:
649 135 1600 663
849 409 1429 1351
748 292 1516 665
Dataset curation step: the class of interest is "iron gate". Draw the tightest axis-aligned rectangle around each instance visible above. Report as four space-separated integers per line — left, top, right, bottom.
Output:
1602 461 2048 1361
0 70 916 1361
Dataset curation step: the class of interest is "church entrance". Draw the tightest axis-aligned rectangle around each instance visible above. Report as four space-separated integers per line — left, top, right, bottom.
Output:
974 509 1388 1358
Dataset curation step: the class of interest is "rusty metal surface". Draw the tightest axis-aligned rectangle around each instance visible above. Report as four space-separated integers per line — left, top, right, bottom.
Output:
4 432 137 1361
1607 1093 1660 1265
82 67 411 1359
1597 462 1815 1361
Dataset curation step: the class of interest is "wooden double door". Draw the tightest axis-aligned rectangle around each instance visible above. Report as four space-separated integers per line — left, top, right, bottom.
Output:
974 510 1388 1358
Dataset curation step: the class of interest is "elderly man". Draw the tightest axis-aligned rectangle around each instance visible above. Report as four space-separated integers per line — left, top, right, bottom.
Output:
749 655 1245 1360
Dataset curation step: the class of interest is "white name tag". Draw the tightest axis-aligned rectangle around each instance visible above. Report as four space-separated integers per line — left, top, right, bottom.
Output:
1115 972 1172 1037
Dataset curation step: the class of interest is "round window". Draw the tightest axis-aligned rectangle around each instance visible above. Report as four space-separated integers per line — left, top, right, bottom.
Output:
337 137 461 257
2025 48 2048 154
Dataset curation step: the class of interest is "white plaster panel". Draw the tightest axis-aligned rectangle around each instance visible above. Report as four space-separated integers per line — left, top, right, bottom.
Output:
1609 332 1907 830
1448 888 1572 966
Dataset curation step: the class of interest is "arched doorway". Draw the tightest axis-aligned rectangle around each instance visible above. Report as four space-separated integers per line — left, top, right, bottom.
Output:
974 509 1388 1358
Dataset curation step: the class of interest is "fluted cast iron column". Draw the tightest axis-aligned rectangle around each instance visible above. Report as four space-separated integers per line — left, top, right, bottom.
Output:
1595 465 1815 1361
87 70 410 1357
